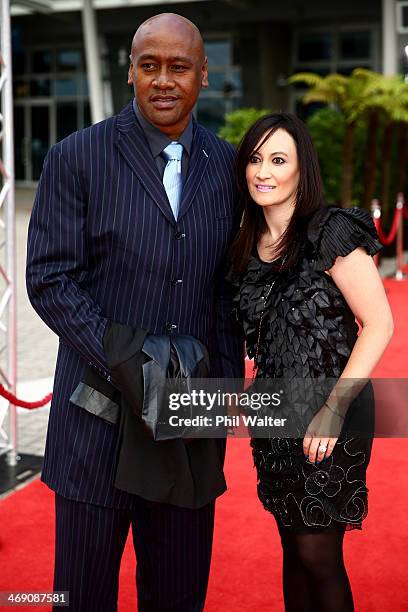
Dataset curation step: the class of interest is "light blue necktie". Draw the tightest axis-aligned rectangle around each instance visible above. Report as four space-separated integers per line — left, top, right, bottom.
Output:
162 142 183 220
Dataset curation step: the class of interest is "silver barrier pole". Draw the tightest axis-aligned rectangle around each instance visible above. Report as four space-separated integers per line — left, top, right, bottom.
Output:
395 194 405 281
371 199 381 270
1 0 18 466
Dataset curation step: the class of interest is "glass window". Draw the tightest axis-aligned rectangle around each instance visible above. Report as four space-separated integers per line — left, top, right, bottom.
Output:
13 80 30 99
208 68 241 94
292 66 331 76
77 75 89 96
337 64 371 76
30 79 51 97
83 102 91 128
197 97 226 134
57 102 77 142
339 31 370 60
57 49 82 72
12 27 25 73
403 6 408 27
14 106 25 181
55 77 78 96
205 41 231 67
230 97 242 111
12 51 25 75
31 106 50 180
200 38 241 133
32 50 52 73
208 70 227 91
297 33 333 62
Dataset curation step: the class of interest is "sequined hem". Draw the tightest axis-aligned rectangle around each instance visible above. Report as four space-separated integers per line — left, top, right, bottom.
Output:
251 437 370 531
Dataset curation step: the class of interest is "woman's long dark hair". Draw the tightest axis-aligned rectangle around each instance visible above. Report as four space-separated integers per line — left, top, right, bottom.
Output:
229 113 324 274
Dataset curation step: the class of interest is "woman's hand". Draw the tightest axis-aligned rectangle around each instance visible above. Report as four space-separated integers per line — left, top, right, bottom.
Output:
303 404 344 464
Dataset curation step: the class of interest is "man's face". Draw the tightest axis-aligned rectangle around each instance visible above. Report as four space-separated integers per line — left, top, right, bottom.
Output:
128 23 208 138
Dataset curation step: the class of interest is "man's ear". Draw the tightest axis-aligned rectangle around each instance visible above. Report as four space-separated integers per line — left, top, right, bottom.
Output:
201 56 209 89
127 59 134 85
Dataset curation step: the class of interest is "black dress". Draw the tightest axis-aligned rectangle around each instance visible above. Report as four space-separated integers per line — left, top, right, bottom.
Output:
234 206 383 532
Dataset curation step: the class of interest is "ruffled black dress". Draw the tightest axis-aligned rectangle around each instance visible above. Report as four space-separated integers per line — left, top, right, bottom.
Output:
234 206 383 532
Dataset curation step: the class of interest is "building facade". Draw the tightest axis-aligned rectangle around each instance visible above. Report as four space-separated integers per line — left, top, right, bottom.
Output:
9 0 408 185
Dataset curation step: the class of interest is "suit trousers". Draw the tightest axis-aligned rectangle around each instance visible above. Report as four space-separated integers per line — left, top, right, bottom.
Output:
53 493 215 611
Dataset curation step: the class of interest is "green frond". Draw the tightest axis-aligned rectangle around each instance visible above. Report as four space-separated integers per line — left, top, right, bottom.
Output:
290 69 408 125
302 91 336 104
388 108 408 122
362 81 386 96
351 67 380 79
287 72 324 87
380 75 408 95
351 68 384 87
324 73 349 87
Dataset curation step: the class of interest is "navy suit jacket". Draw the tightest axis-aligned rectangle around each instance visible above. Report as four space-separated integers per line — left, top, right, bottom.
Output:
26 101 244 509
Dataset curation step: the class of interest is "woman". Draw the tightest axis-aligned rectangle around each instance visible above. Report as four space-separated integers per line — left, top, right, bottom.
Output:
230 113 393 611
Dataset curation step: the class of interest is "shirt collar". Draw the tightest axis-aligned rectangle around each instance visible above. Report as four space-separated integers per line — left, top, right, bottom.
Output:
132 99 193 158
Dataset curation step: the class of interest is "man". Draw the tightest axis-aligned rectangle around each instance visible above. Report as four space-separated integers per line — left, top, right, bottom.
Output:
26 12 244 612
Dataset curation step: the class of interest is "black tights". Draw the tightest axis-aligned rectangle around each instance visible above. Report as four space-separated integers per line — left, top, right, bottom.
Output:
277 523 354 612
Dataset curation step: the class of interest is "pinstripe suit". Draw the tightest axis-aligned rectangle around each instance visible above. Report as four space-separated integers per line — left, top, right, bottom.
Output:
26 101 244 610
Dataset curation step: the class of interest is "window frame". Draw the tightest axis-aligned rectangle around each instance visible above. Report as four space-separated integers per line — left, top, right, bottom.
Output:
290 23 380 113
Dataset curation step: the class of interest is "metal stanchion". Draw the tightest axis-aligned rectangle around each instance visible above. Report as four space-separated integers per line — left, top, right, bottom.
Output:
395 193 405 281
371 199 381 269
371 196 407 280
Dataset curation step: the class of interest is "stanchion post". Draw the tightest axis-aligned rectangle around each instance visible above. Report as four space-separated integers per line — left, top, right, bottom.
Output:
371 199 381 269
395 193 404 281
1 0 18 466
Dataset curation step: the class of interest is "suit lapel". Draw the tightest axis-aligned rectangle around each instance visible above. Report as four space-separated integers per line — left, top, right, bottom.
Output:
114 102 176 226
114 103 211 224
178 125 211 220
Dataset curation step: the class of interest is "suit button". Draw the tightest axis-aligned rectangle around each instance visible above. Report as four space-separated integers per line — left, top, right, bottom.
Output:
175 232 186 240
170 278 183 286
165 323 178 332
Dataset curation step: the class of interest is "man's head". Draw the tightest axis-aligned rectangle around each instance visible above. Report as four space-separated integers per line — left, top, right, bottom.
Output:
128 13 208 139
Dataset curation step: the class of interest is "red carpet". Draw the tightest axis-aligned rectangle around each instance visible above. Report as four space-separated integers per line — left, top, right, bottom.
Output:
1 279 407 611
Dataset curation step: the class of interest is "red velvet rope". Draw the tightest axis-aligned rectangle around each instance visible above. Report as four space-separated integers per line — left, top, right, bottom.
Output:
0 383 52 409
403 205 408 221
373 207 403 246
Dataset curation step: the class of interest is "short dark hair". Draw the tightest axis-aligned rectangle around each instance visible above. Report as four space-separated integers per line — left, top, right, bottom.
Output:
229 112 324 274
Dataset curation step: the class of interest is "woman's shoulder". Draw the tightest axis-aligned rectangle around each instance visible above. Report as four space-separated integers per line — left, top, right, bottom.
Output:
304 205 383 270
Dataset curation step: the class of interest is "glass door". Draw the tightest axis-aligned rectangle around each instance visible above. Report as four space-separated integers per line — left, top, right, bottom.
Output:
197 37 242 133
14 106 26 181
14 102 54 183
31 105 51 180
